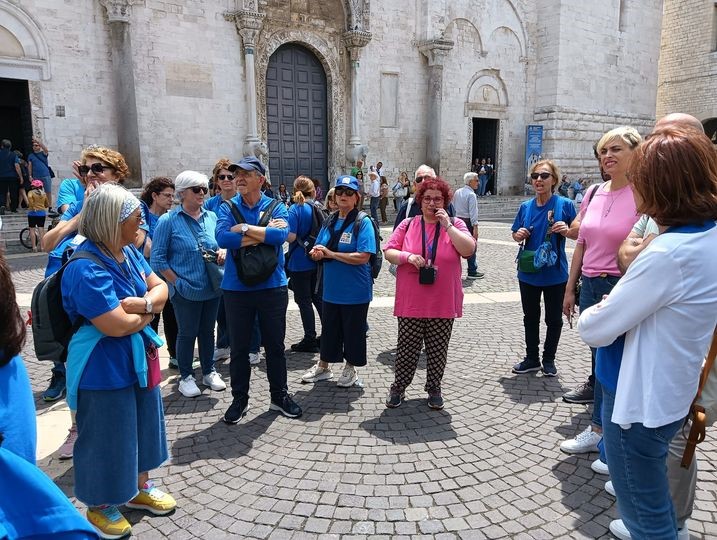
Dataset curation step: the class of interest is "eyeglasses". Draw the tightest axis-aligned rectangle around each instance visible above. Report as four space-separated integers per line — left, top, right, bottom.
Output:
189 186 208 194
78 163 114 176
335 187 356 196
422 196 444 204
415 175 431 183
217 174 235 181
530 172 553 180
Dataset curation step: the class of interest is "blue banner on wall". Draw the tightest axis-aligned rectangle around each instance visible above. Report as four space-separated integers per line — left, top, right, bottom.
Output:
524 125 543 178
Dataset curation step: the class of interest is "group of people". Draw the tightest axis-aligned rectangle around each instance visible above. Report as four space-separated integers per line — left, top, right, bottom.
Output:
0 137 53 215
4 111 716 539
471 157 494 197
509 113 717 540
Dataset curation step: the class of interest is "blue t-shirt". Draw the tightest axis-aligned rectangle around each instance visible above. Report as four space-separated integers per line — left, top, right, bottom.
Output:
0 356 36 465
0 447 99 540
315 214 376 304
595 335 626 394
511 195 576 287
287 201 318 272
27 152 51 178
0 148 19 177
61 242 151 391
216 194 289 291
203 194 232 215
56 178 84 210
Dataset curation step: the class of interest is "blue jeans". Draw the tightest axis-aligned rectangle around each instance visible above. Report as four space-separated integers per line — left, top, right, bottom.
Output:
216 294 230 350
602 387 682 539
171 293 220 380
579 274 620 429
223 287 289 402
370 197 380 222
478 175 488 195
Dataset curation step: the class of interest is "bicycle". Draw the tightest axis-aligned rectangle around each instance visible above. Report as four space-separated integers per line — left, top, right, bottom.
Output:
19 212 59 250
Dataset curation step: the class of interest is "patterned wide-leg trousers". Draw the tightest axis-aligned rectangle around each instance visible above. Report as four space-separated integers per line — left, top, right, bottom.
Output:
391 317 454 394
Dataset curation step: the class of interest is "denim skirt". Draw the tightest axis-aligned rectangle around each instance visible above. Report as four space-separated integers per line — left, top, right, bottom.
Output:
74 383 168 506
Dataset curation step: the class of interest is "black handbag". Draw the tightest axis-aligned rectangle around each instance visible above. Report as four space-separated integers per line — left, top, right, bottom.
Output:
226 199 281 286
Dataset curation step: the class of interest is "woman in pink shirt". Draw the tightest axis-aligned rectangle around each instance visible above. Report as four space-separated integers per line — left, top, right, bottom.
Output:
383 178 476 410
559 126 641 460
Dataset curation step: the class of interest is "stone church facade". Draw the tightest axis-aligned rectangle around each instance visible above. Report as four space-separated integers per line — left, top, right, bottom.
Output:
657 0 717 143
1 0 663 193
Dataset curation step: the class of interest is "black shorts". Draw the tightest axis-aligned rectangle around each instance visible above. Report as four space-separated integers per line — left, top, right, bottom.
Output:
27 215 46 227
320 301 370 366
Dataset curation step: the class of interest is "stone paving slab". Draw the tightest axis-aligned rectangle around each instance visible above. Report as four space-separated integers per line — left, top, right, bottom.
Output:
11 221 717 539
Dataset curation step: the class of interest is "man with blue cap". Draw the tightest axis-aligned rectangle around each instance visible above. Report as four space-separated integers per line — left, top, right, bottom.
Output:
216 156 303 424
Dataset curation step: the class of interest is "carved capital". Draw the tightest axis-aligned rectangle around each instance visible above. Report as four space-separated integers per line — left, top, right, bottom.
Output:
342 30 372 62
233 10 265 51
418 37 455 67
98 0 140 23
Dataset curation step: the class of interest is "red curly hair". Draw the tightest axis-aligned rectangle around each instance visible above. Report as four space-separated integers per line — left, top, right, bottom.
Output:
414 177 452 209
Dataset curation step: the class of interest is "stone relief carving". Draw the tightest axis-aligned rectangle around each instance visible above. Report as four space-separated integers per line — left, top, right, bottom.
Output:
256 28 347 180
346 0 370 31
28 81 44 140
98 0 142 23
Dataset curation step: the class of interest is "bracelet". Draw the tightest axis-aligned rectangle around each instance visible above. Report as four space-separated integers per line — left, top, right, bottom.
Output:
444 222 454 230
399 251 411 265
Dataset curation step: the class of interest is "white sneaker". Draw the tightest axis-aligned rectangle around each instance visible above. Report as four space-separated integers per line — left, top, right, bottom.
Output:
213 347 230 362
336 364 358 387
605 480 615 497
301 363 333 383
178 375 201 397
591 458 609 475
249 352 260 365
202 371 226 391
559 425 601 454
610 517 688 539
609 519 631 540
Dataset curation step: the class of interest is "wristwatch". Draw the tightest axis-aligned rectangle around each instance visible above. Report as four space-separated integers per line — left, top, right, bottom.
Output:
144 297 153 314
241 223 249 234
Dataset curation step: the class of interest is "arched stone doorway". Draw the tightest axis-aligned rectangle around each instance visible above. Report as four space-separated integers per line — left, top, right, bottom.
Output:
266 44 328 189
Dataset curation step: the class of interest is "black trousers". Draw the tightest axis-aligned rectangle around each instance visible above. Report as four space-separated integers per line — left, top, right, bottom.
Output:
289 269 322 340
0 177 20 211
518 280 566 364
150 297 178 359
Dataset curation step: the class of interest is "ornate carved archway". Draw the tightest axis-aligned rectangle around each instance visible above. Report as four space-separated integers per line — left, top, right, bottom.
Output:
256 30 346 181
0 1 51 80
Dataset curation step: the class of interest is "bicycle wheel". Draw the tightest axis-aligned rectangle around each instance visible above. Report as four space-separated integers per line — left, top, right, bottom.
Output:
19 227 33 249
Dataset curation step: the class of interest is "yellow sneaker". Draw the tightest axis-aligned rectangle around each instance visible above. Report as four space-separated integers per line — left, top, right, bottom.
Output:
86 505 131 539
125 481 177 515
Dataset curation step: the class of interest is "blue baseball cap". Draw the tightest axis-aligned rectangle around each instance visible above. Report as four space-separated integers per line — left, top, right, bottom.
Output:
334 175 360 192
229 156 266 176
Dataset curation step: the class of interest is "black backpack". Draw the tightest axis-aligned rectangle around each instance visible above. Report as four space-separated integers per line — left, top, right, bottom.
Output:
354 211 383 280
225 199 282 286
31 251 105 362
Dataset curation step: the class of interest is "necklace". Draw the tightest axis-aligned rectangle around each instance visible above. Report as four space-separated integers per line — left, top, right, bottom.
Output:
603 185 626 217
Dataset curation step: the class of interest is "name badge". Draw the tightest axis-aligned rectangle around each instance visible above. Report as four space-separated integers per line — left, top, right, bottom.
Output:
339 232 352 244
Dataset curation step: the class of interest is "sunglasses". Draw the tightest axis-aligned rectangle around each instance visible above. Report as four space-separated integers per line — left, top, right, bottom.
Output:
530 172 553 180
79 163 114 176
335 187 356 196
217 174 235 181
189 186 208 194
415 175 431 183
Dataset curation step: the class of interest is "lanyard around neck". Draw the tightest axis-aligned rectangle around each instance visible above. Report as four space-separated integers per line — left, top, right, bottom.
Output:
420 217 441 264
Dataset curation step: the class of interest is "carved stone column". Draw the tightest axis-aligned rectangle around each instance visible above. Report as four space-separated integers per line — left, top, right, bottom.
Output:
342 30 371 164
99 0 143 186
235 9 266 158
418 38 454 174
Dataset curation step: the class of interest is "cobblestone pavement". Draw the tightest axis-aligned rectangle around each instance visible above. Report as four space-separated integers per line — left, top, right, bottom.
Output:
12 221 717 539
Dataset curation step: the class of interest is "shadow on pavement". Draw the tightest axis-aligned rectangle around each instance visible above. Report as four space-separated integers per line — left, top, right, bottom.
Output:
498 372 569 404
359 402 457 444
550 454 617 536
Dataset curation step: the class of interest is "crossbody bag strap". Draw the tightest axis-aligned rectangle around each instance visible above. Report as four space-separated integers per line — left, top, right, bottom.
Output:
178 212 205 250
